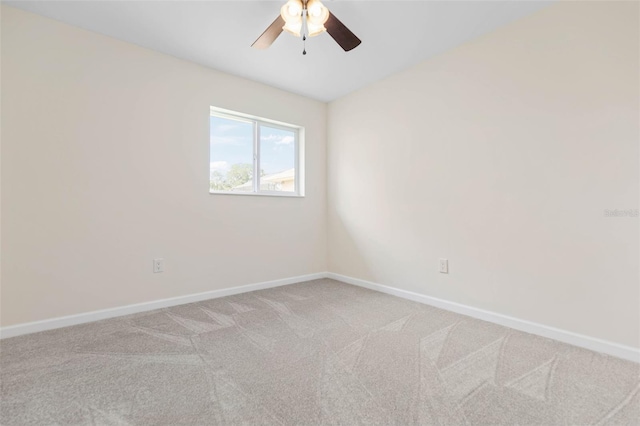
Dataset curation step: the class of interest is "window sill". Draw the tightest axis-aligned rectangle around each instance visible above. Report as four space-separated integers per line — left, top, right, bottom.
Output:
209 191 304 198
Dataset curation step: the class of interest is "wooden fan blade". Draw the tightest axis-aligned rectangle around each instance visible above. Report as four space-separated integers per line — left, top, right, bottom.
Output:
251 15 285 49
325 11 361 52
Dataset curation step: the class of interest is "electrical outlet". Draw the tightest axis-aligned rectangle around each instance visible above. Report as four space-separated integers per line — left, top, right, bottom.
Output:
153 258 165 273
439 258 448 274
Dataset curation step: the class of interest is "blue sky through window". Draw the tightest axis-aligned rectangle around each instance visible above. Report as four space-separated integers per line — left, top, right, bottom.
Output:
259 125 295 176
210 116 295 177
210 116 253 177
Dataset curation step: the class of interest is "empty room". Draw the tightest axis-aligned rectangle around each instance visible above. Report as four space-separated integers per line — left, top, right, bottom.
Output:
1 0 638 424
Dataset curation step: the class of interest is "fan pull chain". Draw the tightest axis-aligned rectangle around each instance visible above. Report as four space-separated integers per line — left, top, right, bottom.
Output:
302 34 307 55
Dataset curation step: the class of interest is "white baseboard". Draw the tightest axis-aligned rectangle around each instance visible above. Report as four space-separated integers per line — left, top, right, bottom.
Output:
327 272 640 363
0 272 326 339
3 271 638 363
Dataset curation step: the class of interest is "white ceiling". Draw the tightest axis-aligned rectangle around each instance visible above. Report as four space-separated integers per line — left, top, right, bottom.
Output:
5 0 553 102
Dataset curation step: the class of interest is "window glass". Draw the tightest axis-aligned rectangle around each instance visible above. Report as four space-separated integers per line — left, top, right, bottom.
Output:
209 108 302 197
259 125 296 193
209 115 254 192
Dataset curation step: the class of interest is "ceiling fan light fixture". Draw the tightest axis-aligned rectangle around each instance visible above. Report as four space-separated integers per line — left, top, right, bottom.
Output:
282 20 302 37
281 0 302 19
280 0 303 37
306 0 329 37
307 0 329 20
252 0 361 51
306 21 326 37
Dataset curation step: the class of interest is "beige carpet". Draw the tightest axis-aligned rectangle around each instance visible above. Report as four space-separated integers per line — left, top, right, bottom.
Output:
1 278 638 425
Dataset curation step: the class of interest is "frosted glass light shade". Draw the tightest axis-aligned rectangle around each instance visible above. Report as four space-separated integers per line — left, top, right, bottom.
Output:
282 20 302 37
281 0 302 19
281 0 303 37
306 0 329 37
307 21 326 37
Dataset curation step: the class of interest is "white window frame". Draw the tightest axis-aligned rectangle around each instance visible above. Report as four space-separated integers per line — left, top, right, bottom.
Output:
209 106 304 197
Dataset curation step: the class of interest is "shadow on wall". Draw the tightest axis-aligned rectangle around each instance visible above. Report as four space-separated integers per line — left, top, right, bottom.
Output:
329 205 427 287
328 210 374 282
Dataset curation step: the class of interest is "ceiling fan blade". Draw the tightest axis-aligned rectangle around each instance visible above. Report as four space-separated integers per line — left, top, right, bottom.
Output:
251 15 285 49
325 11 361 52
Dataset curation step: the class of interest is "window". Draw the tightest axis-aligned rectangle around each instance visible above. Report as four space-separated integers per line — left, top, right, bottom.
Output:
209 107 303 196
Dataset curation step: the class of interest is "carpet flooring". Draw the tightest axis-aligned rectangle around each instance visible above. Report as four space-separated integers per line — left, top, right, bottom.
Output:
1 279 638 425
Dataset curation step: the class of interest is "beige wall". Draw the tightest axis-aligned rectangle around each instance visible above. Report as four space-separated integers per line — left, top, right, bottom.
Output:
2 2 639 350
328 1 639 348
1 6 327 326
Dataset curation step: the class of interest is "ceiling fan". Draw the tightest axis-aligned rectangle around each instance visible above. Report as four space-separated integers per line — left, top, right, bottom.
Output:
252 0 361 53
